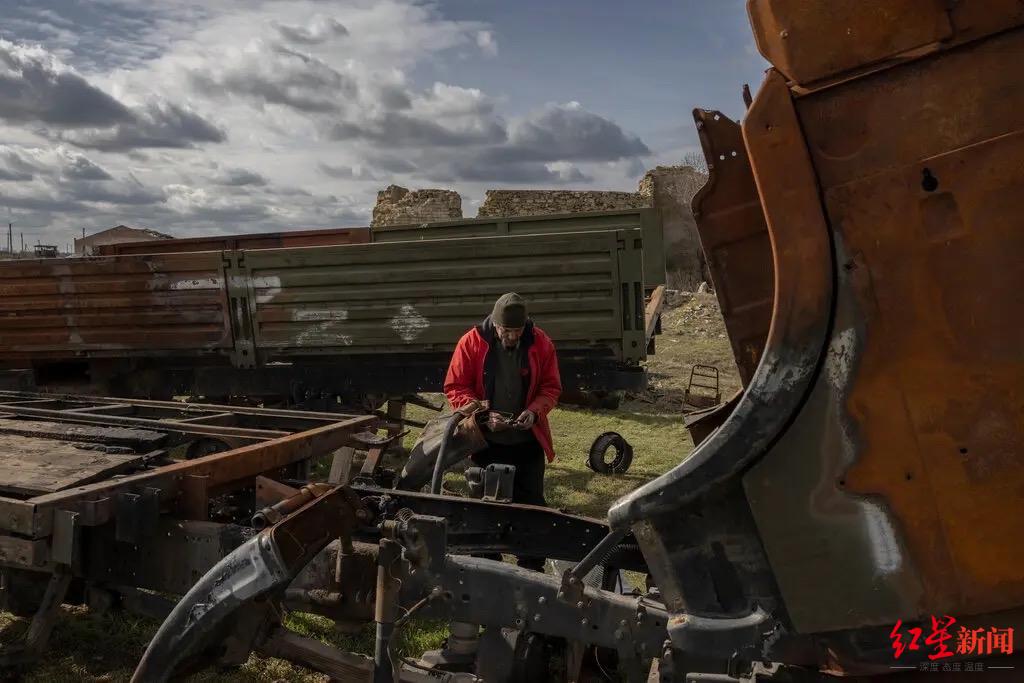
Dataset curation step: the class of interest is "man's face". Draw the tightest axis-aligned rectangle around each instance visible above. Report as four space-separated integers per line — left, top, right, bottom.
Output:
495 324 524 349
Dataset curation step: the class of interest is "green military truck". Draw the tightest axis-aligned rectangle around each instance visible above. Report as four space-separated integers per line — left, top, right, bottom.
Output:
0 209 665 405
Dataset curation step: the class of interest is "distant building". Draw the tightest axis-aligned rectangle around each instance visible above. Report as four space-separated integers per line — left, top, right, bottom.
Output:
74 225 173 255
33 245 59 258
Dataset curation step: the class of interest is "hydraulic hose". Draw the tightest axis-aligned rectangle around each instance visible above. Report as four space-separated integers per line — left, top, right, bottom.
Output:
429 412 464 495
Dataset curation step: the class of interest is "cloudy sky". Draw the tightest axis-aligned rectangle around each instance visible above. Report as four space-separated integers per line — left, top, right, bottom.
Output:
0 0 766 248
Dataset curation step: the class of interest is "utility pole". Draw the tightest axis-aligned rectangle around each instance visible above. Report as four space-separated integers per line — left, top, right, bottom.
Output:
20 232 23 254
7 223 11 255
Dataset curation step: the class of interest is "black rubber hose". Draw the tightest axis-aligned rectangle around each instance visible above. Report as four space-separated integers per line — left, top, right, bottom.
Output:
429 412 463 495
373 622 395 683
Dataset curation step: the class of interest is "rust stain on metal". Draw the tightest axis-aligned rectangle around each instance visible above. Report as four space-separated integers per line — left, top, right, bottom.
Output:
797 24 1024 617
748 0 1024 91
691 109 773 385
742 69 833 359
0 251 230 356
747 0 952 87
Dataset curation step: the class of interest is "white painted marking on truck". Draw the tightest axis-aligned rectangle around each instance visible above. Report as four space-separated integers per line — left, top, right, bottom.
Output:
294 309 349 322
253 275 281 304
295 308 353 346
169 277 223 290
390 303 429 343
250 275 282 289
296 323 353 346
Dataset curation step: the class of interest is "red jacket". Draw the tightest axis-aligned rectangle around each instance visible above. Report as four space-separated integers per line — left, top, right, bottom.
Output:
444 317 561 461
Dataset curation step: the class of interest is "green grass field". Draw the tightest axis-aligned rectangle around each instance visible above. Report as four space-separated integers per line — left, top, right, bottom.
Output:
0 293 732 682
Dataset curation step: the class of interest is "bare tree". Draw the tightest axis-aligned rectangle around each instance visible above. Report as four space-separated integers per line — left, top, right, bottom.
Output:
682 150 709 176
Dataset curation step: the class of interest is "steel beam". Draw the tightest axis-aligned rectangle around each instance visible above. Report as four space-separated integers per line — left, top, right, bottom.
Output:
20 415 376 536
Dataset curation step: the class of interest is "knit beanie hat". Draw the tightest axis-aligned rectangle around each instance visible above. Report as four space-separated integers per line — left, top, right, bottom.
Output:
491 292 528 328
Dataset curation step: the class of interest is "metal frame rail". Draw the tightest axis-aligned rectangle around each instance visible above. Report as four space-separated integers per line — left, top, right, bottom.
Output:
0 392 378 561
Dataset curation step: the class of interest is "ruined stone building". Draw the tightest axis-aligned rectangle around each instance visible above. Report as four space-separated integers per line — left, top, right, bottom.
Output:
371 185 462 227
370 165 708 288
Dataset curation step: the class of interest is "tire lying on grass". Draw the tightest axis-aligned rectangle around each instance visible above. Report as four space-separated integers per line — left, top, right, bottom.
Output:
586 432 634 474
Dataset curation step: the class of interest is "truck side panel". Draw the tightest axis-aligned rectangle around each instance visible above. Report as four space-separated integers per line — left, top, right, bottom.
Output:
244 230 646 363
0 253 230 356
0 230 647 367
373 207 665 288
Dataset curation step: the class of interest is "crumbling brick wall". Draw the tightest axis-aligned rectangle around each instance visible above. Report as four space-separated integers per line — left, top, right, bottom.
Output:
370 169 708 288
476 190 648 217
474 173 707 288
371 185 462 227
638 166 707 289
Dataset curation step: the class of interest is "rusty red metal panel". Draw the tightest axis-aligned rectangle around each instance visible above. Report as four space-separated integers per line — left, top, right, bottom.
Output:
22 413 377 537
94 227 371 256
691 110 773 385
0 253 230 357
948 0 1024 41
799 27 1024 618
739 24 1024 637
748 0 1024 89
747 0 952 85
798 29 1024 191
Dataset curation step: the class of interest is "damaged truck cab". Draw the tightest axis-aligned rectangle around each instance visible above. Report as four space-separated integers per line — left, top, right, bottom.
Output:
612 0 1024 677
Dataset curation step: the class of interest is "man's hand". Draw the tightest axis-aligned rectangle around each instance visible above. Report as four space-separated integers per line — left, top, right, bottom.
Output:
513 409 536 430
486 411 512 432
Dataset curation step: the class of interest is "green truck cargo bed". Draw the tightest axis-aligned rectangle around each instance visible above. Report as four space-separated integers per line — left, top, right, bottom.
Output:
0 227 658 398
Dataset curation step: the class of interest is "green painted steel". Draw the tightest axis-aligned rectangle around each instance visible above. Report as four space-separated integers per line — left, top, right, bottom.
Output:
372 208 665 288
243 228 648 364
0 228 649 368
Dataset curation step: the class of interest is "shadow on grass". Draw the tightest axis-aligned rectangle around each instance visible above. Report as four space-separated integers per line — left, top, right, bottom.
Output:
0 605 447 682
542 467 668 519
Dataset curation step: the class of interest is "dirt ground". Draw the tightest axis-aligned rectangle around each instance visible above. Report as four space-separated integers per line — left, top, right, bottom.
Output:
622 289 741 413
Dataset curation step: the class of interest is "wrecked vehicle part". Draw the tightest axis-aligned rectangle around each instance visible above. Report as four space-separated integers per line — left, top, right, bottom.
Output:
0 390 653 681
351 485 647 571
608 68 834 669
138 497 669 682
609 2 1024 679
130 532 287 682
420 555 668 658
131 485 365 682
68 487 645 608
690 109 773 389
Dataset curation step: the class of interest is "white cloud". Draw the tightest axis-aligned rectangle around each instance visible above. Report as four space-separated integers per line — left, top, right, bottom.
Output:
0 0 651 244
476 30 498 57
275 15 350 45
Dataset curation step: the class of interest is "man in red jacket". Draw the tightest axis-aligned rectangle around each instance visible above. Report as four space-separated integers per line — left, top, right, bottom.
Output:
444 292 561 513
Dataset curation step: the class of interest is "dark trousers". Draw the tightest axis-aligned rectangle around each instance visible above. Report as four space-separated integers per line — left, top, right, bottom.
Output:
471 437 547 570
